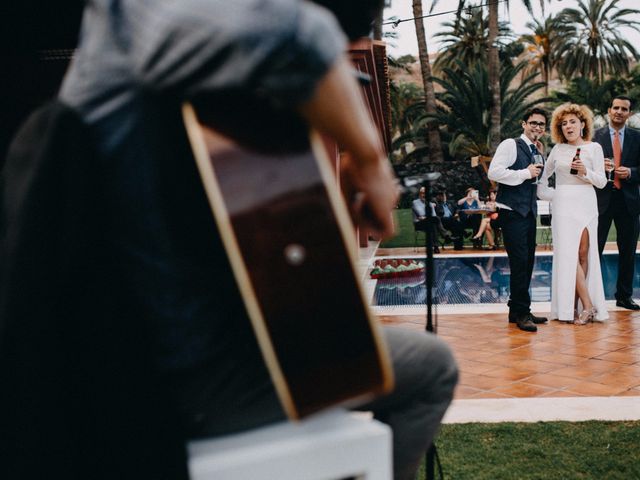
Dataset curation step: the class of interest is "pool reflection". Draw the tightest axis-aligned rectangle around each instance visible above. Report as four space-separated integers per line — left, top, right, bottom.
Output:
373 253 640 307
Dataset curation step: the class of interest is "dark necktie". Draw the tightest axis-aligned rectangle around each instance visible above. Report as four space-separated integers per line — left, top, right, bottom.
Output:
530 143 539 156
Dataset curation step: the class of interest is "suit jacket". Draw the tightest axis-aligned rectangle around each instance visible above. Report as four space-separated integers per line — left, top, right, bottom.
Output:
593 125 640 216
434 200 458 219
0 101 187 480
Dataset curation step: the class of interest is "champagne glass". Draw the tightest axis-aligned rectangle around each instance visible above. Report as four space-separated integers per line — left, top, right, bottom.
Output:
604 158 615 183
532 154 544 185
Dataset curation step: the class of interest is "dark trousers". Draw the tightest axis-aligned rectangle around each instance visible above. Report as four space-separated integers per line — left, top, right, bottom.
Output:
597 189 640 300
416 217 453 249
460 213 481 235
414 219 438 250
440 217 464 249
500 209 537 314
171 327 458 480
440 217 463 236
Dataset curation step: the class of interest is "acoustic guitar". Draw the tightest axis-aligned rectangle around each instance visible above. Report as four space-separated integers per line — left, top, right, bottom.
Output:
182 102 393 420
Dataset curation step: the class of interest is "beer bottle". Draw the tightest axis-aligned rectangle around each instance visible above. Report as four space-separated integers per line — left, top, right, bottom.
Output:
570 147 581 175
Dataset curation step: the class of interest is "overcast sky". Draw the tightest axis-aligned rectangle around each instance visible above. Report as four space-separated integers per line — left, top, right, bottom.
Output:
383 0 640 57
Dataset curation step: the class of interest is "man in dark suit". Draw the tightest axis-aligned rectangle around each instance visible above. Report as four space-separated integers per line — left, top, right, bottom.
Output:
434 190 464 250
412 187 455 253
594 95 640 310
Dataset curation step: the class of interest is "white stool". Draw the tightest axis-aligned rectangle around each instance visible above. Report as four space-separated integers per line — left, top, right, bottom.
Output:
187 409 392 480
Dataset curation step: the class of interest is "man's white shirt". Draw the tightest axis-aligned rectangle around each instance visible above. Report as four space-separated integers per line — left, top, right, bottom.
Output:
487 134 537 211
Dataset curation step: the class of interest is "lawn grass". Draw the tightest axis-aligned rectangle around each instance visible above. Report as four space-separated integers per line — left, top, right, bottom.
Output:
416 421 640 480
381 209 618 249
382 209 420 248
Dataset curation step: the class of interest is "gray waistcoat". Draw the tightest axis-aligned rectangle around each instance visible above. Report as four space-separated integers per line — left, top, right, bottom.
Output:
495 138 538 217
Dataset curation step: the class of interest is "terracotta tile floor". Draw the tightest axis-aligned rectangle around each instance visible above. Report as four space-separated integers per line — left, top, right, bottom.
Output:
379 311 640 399
367 243 640 401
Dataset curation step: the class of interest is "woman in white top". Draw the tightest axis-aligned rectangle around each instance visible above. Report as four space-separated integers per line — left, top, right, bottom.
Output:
538 104 609 324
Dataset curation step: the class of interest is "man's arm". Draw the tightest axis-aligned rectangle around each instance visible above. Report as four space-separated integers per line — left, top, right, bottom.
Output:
128 0 346 107
593 127 612 156
434 203 443 218
121 0 397 236
410 200 423 223
487 138 535 185
125 0 397 236
624 128 640 184
299 56 397 238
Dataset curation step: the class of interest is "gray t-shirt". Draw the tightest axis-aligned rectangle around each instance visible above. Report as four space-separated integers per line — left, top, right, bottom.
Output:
59 0 347 371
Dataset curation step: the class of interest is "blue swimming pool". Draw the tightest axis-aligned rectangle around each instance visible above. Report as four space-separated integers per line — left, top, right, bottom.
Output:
372 253 640 307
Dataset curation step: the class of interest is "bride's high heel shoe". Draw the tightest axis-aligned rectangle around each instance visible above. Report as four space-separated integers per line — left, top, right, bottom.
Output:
574 307 597 325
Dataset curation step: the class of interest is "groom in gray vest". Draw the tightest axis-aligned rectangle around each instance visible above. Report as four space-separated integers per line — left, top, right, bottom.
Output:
488 108 549 332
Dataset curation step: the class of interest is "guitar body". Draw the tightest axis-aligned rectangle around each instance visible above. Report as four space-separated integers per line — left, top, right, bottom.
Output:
182 103 393 419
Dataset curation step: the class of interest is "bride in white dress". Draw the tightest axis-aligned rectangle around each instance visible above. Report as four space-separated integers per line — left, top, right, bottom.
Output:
537 104 609 324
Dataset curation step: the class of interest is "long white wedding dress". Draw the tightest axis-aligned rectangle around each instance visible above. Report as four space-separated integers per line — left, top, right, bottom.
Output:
537 142 609 322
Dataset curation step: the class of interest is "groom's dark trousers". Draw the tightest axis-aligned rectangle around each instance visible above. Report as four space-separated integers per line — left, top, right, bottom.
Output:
499 209 537 314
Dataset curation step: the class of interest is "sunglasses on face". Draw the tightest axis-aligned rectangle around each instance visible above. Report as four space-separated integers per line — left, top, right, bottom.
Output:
527 121 546 128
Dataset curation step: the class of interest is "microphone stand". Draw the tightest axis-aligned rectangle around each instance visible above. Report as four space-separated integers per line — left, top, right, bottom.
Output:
400 170 441 479
422 178 438 480
424 181 435 335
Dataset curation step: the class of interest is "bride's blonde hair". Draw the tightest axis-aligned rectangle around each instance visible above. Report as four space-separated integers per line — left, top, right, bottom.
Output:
550 103 594 144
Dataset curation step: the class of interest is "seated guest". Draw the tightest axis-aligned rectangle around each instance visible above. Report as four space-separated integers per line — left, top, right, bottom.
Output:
472 189 498 249
457 187 483 246
412 187 450 253
434 190 464 250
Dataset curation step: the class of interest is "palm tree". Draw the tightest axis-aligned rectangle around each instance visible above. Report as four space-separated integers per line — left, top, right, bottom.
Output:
388 80 425 161
520 15 562 95
432 7 515 72
424 60 548 158
550 77 627 117
394 60 548 162
373 8 383 40
412 0 443 163
395 59 548 192
432 0 550 153
488 0 550 151
625 65 640 110
389 80 424 136
487 0 501 153
554 0 640 83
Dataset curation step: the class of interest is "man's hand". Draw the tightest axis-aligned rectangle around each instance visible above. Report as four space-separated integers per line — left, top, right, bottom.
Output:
604 158 615 173
299 55 399 238
533 139 545 155
527 164 543 178
341 153 398 239
615 165 631 179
